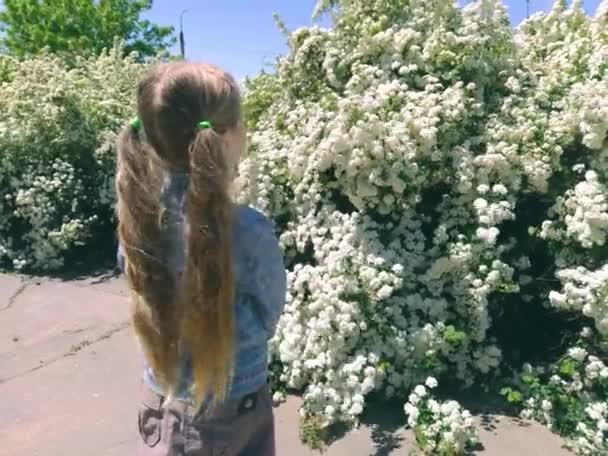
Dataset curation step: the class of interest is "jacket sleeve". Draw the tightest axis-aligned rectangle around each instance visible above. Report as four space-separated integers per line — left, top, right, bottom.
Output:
117 243 126 273
249 223 287 340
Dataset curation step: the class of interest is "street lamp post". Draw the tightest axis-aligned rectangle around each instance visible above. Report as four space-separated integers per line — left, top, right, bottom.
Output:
180 9 189 59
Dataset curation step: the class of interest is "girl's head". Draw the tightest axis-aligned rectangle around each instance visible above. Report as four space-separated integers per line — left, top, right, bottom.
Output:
116 62 244 405
137 62 246 176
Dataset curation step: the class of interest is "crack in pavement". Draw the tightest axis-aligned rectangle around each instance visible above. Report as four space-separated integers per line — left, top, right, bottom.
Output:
0 321 131 385
0 281 31 312
62 326 93 335
67 321 131 354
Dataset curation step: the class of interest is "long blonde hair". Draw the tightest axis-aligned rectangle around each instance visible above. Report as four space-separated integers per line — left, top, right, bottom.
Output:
115 62 241 406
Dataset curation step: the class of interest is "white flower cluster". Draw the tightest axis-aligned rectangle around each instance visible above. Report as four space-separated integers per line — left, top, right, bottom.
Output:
0 45 146 270
404 377 477 455
549 265 608 335
7 159 97 270
577 402 608 455
241 0 608 425
541 171 608 248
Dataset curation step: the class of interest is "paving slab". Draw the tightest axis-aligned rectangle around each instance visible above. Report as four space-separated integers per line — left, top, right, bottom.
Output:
0 273 573 456
477 415 570 456
0 329 139 456
0 275 129 383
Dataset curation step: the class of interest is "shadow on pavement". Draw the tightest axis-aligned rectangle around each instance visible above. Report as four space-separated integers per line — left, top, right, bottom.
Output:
359 396 407 456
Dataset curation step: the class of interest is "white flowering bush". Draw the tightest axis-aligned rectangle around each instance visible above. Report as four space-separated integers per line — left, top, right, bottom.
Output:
404 377 477 455
0 45 146 270
240 0 608 445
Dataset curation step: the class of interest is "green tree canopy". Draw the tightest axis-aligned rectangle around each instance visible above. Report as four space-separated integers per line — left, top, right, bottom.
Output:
0 0 175 59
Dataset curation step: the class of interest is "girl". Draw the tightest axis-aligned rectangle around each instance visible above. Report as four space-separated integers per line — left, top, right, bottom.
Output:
115 62 286 456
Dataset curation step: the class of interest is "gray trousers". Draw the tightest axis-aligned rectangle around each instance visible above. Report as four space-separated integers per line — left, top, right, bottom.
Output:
136 384 275 456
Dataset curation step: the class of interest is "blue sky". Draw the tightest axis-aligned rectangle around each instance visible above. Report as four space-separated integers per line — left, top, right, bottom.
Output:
145 0 603 81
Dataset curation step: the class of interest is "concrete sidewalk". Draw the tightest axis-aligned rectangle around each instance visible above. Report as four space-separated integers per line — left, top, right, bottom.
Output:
0 273 571 456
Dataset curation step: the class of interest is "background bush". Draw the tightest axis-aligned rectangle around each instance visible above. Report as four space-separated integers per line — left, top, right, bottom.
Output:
0 45 146 270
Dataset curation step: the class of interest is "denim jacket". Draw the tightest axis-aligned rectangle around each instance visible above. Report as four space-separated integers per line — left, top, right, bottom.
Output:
117 172 286 402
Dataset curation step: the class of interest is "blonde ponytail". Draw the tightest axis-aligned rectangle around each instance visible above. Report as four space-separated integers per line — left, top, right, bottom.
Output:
116 126 182 395
181 127 235 406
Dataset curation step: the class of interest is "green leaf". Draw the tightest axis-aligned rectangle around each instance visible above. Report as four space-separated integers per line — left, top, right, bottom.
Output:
378 360 391 371
558 358 578 377
507 390 523 404
522 374 535 385
500 387 523 404
444 325 467 346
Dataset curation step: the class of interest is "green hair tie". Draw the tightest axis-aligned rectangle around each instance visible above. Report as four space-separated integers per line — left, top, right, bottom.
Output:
130 116 142 130
131 117 212 132
197 120 213 130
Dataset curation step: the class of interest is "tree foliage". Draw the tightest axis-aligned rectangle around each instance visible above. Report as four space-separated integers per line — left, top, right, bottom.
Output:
0 0 175 59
